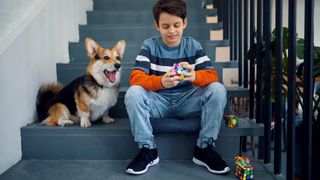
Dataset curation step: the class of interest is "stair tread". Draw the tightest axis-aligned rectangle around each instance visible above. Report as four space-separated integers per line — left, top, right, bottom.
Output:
67 40 229 63
22 117 263 136
70 39 229 45
0 160 276 180
80 22 223 29
93 0 209 10
87 8 217 14
60 61 237 68
79 23 223 41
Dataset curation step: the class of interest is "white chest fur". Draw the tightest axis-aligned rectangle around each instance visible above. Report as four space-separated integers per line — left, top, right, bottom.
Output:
89 87 118 121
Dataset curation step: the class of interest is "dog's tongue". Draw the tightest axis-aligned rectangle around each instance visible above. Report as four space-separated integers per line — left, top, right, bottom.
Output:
106 71 116 83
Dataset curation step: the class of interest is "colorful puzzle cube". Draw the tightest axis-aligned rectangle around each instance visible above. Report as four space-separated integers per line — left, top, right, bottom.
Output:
224 115 238 128
170 63 189 80
234 156 254 180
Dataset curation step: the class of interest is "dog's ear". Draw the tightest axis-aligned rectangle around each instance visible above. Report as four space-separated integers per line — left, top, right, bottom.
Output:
85 38 100 57
113 40 126 60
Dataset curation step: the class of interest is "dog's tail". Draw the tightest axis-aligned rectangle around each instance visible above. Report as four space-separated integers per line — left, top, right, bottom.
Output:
36 82 64 121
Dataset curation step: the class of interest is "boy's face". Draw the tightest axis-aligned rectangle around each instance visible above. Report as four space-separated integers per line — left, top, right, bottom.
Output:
155 12 187 47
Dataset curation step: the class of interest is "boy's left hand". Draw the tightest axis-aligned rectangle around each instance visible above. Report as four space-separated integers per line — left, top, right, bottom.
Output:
179 62 196 82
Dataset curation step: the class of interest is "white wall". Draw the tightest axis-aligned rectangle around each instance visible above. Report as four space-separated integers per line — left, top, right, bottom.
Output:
273 0 320 46
0 0 92 174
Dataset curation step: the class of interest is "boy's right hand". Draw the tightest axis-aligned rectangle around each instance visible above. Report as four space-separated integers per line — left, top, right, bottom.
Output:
161 71 180 89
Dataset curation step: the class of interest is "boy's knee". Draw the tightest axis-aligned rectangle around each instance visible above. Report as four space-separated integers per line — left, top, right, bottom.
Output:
206 82 227 100
125 85 147 103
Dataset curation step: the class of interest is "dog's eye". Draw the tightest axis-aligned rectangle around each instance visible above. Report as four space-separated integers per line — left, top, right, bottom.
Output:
116 56 121 60
104 56 110 60
95 54 100 59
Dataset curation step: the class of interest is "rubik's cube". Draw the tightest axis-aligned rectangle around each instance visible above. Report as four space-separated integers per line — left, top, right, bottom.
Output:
224 115 238 128
234 156 254 180
170 63 189 80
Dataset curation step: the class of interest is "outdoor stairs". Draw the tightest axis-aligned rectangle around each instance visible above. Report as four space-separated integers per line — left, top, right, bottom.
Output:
1 0 275 179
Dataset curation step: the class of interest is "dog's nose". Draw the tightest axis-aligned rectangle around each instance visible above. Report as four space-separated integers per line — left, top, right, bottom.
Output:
114 63 121 69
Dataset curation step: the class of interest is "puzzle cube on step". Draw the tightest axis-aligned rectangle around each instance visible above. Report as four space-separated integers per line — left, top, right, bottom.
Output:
170 63 189 80
234 156 254 180
224 115 238 128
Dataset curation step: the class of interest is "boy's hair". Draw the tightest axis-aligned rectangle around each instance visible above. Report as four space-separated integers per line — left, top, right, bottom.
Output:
153 0 187 25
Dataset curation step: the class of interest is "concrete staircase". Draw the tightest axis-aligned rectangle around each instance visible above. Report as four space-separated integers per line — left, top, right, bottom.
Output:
1 0 274 179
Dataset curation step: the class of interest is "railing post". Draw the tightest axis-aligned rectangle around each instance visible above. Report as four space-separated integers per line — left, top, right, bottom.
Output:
303 0 314 179
249 0 254 120
256 0 264 160
287 0 297 179
230 0 234 60
274 0 283 175
234 0 238 61
238 0 243 86
263 0 272 164
244 0 249 89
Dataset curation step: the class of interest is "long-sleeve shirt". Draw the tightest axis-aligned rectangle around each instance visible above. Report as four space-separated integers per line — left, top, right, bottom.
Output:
130 36 219 92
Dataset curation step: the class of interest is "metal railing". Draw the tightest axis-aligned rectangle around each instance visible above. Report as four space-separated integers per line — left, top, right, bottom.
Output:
214 0 315 179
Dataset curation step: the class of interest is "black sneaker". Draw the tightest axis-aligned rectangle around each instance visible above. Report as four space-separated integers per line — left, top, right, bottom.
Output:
192 146 230 174
126 148 159 175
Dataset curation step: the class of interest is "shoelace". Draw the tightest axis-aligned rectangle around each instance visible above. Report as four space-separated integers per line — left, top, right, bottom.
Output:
134 144 153 162
134 148 150 161
205 138 225 162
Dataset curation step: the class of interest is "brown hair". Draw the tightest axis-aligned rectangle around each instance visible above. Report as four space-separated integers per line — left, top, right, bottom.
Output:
153 0 187 25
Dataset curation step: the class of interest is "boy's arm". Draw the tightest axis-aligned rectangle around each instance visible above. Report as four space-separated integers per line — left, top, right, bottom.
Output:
130 69 164 91
192 69 219 87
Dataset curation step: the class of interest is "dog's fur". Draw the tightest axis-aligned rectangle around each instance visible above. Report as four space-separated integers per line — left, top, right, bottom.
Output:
36 38 126 127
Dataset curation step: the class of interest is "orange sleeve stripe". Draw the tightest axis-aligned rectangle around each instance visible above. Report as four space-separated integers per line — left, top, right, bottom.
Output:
130 69 164 91
192 69 219 87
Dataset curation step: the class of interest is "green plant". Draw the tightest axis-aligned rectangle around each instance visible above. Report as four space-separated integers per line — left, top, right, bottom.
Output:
246 27 320 122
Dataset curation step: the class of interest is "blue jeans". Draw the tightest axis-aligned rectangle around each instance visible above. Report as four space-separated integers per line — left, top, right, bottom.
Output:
124 82 227 149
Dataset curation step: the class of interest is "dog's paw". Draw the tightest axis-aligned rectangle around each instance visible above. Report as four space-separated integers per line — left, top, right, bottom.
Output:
57 119 74 126
103 116 115 124
81 120 91 128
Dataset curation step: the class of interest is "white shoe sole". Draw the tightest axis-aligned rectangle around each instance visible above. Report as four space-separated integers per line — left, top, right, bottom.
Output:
192 157 230 174
126 157 160 175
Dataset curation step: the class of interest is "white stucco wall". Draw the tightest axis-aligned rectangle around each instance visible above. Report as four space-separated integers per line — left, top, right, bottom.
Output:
0 0 92 174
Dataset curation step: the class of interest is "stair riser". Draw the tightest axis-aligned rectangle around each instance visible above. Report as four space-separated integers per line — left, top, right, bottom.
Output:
93 0 205 10
21 133 239 161
87 11 214 25
56 64 223 87
69 43 215 63
109 95 231 118
79 24 222 41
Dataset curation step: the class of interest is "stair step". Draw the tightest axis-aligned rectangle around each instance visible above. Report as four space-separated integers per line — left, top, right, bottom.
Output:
0 160 276 180
93 0 207 10
21 118 263 160
79 23 223 41
87 9 217 25
212 61 239 68
68 40 229 63
108 86 247 118
56 62 241 92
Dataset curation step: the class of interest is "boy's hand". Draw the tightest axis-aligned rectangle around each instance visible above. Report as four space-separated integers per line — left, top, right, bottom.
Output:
179 62 196 82
161 71 180 89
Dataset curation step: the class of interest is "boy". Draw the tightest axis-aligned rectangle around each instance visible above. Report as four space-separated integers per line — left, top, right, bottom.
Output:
125 0 230 175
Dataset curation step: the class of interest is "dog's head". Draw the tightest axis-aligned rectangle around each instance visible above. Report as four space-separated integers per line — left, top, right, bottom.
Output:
85 38 126 87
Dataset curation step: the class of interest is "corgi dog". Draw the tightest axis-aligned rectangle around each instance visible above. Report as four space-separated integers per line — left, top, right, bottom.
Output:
36 38 126 127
